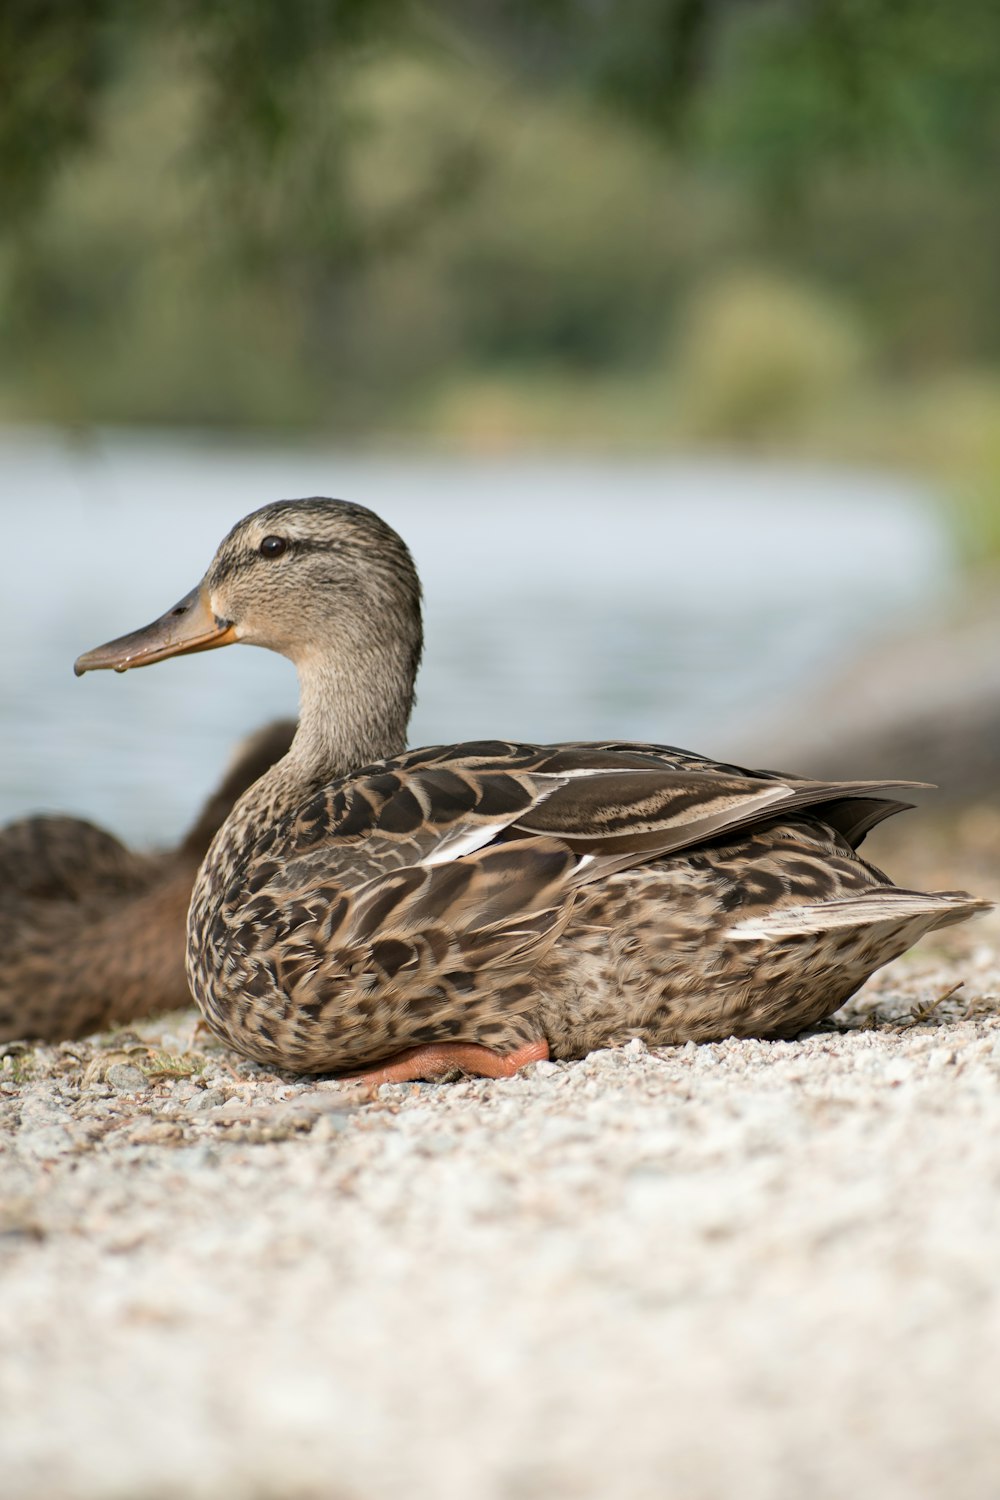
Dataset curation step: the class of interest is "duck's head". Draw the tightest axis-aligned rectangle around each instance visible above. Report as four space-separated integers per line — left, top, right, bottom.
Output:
74 498 423 680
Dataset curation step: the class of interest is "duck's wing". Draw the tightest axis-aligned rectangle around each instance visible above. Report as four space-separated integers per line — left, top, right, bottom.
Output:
364 739 914 849
251 746 926 990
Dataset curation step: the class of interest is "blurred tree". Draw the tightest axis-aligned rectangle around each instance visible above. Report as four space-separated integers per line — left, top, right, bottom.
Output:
1 0 1000 447
0 0 116 221
4 0 1000 236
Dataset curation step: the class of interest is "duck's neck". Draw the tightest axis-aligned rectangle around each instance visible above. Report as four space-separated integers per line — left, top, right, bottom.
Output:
231 648 414 832
294 651 412 783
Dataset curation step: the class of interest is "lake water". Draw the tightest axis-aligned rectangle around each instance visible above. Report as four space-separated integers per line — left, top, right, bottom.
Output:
0 428 952 843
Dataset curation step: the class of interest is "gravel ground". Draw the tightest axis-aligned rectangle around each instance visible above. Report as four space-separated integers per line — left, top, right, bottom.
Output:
2 819 1000 1500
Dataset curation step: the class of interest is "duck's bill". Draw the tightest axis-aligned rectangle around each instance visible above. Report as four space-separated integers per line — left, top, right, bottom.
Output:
74 586 238 676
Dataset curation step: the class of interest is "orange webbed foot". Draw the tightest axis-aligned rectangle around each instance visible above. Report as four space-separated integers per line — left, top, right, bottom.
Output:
341 1037 550 1085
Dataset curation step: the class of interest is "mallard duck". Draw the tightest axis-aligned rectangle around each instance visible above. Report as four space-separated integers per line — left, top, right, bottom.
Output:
74 498 987 1083
0 719 295 1044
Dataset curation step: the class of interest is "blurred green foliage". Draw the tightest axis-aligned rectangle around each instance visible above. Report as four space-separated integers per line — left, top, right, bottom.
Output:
2 1 1000 549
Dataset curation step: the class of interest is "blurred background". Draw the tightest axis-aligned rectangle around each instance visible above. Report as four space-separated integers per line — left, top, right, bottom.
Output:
2 0 1000 847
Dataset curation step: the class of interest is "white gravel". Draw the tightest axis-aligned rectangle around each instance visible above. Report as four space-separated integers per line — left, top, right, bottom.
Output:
2 916 1000 1500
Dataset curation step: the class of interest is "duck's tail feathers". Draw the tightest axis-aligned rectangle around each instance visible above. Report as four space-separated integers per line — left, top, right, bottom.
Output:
729 888 991 943
819 795 916 847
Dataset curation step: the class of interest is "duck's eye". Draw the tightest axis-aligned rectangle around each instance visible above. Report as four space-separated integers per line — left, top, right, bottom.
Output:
259 535 287 559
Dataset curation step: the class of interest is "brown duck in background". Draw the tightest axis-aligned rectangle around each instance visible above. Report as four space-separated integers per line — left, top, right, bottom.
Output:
75 498 988 1083
0 719 295 1043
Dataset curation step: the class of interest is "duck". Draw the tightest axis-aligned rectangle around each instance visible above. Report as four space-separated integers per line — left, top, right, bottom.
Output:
73 497 988 1083
0 719 295 1044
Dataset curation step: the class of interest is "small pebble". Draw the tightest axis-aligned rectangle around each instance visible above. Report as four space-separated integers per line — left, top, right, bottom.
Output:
186 1089 227 1112
105 1063 148 1094
310 1113 354 1140
182 1092 226 1116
